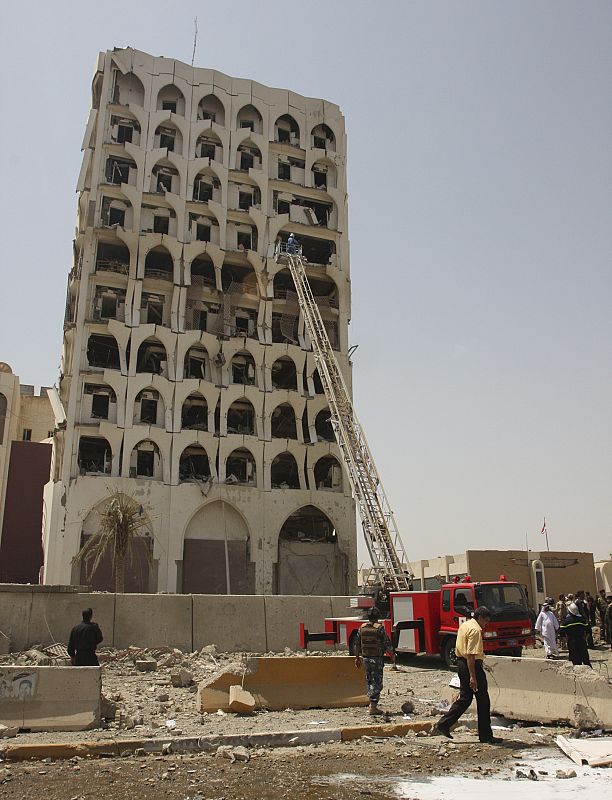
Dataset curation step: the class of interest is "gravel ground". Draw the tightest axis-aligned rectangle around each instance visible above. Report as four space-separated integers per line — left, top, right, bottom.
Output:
2 642 610 747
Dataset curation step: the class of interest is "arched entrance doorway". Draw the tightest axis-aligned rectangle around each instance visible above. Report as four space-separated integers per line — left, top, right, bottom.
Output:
276 505 347 595
182 500 254 594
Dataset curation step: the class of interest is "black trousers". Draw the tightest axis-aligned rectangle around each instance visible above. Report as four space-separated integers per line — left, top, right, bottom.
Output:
567 637 591 667
74 651 99 666
438 658 493 742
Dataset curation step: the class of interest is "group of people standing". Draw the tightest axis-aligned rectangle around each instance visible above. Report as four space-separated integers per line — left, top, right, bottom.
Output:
532 588 611 666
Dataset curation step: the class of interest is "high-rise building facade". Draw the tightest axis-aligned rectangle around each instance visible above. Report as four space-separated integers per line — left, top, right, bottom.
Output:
43 47 356 595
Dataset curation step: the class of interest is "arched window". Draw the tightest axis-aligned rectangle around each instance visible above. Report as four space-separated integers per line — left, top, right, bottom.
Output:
193 169 221 202
237 104 263 135
87 334 121 370
130 440 162 479
182 394 208 430
157 84 185 115
226 448 256 486
136 338 167 375
144 246 173 281
271 357 297 391
134 388 163 426
95 241 130 275
311 124 336 151
312 160 337 189
195 130 222 161
190 254 216 287
154 121 183 154
236 140 262 172
151 161 180 194
271 404 297 439
197 94 225 125
275 114 300 145
314 456 342 491
179 445 210 483
271 452 300 489
184 346 209 380
227 399 255 435
231 352 256 386
315 408 334 442
78 436 112 475
112 71 145 107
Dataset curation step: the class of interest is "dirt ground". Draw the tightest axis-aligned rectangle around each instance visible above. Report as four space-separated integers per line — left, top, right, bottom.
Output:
1 642 611 799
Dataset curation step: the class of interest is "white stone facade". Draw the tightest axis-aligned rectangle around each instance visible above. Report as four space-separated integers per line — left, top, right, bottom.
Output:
43 47 356 595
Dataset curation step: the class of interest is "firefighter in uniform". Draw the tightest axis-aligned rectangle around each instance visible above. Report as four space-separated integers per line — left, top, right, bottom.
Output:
559 602 591 666
354 606 395 715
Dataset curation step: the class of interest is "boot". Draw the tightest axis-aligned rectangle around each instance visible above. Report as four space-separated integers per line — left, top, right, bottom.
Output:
368 702 383 716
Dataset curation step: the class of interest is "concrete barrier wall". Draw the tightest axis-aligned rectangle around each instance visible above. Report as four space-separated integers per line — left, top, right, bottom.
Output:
0 665 101 731
0 586 354 653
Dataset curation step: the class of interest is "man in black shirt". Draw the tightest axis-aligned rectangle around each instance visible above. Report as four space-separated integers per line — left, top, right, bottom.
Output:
67 608 103 666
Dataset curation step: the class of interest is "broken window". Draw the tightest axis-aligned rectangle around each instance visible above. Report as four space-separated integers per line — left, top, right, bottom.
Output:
157 84 184 115
162 100 176 113
84 384 114 420
237 231 252 250
324 320 340 350
117 124 133 144
271 452 300 489
275 114 300 145
272 312 298 344
271 404 297 439
87 334 121 369
179 446 210 483
231 353 256 386
136 390 159 425
108 206 125 226
136 339 167 374
198 94 224 125
313 169 326 188
314 456 342 491
233 309 256 338
311 124 336 151
312 369 325 394
159 128 176 151
278 199 290 215
100 294 117 319
271 357 297 390
282 233 334 265
278 161 290 180
315 409 335 442
154 168 174 193
225 448 256 486
227 399 255 435
279 505 336 543
190 255 216 287
22 428 32 442
78 436 111 475
196 131 222 160
111 70 145 108
236 104 263 135
153 215 169 235
105 156 135 185
194 178 214 202
184 347 208 380
238 191 253 210
96 242 129 274
144 247 173 281
196 223 211 242
131 440 161 479
182 394 208 430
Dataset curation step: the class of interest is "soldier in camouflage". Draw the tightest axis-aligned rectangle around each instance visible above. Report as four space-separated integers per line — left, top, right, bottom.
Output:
354 606 395 715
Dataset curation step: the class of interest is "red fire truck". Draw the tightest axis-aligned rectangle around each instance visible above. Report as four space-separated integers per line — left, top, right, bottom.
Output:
300 575 534 668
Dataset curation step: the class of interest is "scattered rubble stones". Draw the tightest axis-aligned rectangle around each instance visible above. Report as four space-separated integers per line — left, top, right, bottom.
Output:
170 668 194 688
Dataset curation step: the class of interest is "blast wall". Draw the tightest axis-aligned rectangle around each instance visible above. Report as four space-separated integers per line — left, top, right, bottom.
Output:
0 585 352 653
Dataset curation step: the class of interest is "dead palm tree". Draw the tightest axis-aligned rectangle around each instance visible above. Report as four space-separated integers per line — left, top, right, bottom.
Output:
73 490 152 593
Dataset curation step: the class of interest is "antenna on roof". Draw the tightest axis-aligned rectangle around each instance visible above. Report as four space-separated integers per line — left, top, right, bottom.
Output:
191 17 198 67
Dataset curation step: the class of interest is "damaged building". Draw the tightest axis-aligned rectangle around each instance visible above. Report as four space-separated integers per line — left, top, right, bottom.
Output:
42 47 356 596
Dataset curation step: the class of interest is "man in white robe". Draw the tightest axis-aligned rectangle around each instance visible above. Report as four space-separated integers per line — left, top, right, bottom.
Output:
536 600 560 658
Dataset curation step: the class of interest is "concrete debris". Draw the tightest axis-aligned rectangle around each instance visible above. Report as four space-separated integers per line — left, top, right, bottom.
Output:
170 668 193 688
556 735 612 767
216 744 251 763
0 723 18 739
555 769 577 778
228 685 256 714
135 656 157 672
100 694 119 720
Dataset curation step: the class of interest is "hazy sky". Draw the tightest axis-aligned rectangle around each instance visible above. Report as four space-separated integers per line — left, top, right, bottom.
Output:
1 1 610 562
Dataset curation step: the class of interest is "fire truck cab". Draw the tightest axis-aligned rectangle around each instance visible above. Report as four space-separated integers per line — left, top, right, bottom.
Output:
301 576 534 668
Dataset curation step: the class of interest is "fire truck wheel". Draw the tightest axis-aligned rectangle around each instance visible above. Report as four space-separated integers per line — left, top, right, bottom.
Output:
442 637 458 670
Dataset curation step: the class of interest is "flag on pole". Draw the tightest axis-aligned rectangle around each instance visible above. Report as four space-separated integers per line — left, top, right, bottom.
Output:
541 517 546 534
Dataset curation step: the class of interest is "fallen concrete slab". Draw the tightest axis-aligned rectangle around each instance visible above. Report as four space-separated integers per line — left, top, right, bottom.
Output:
0 666 101 731
486 656 612 729
556 735 612 767
198 656 368 712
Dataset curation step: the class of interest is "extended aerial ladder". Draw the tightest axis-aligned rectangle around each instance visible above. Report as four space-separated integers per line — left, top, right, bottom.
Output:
275 243 411 591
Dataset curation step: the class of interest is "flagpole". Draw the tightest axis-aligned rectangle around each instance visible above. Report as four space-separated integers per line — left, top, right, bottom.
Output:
545 529 550 552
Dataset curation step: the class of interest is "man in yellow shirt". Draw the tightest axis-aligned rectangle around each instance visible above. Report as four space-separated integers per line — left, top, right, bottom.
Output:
434 606 501 744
